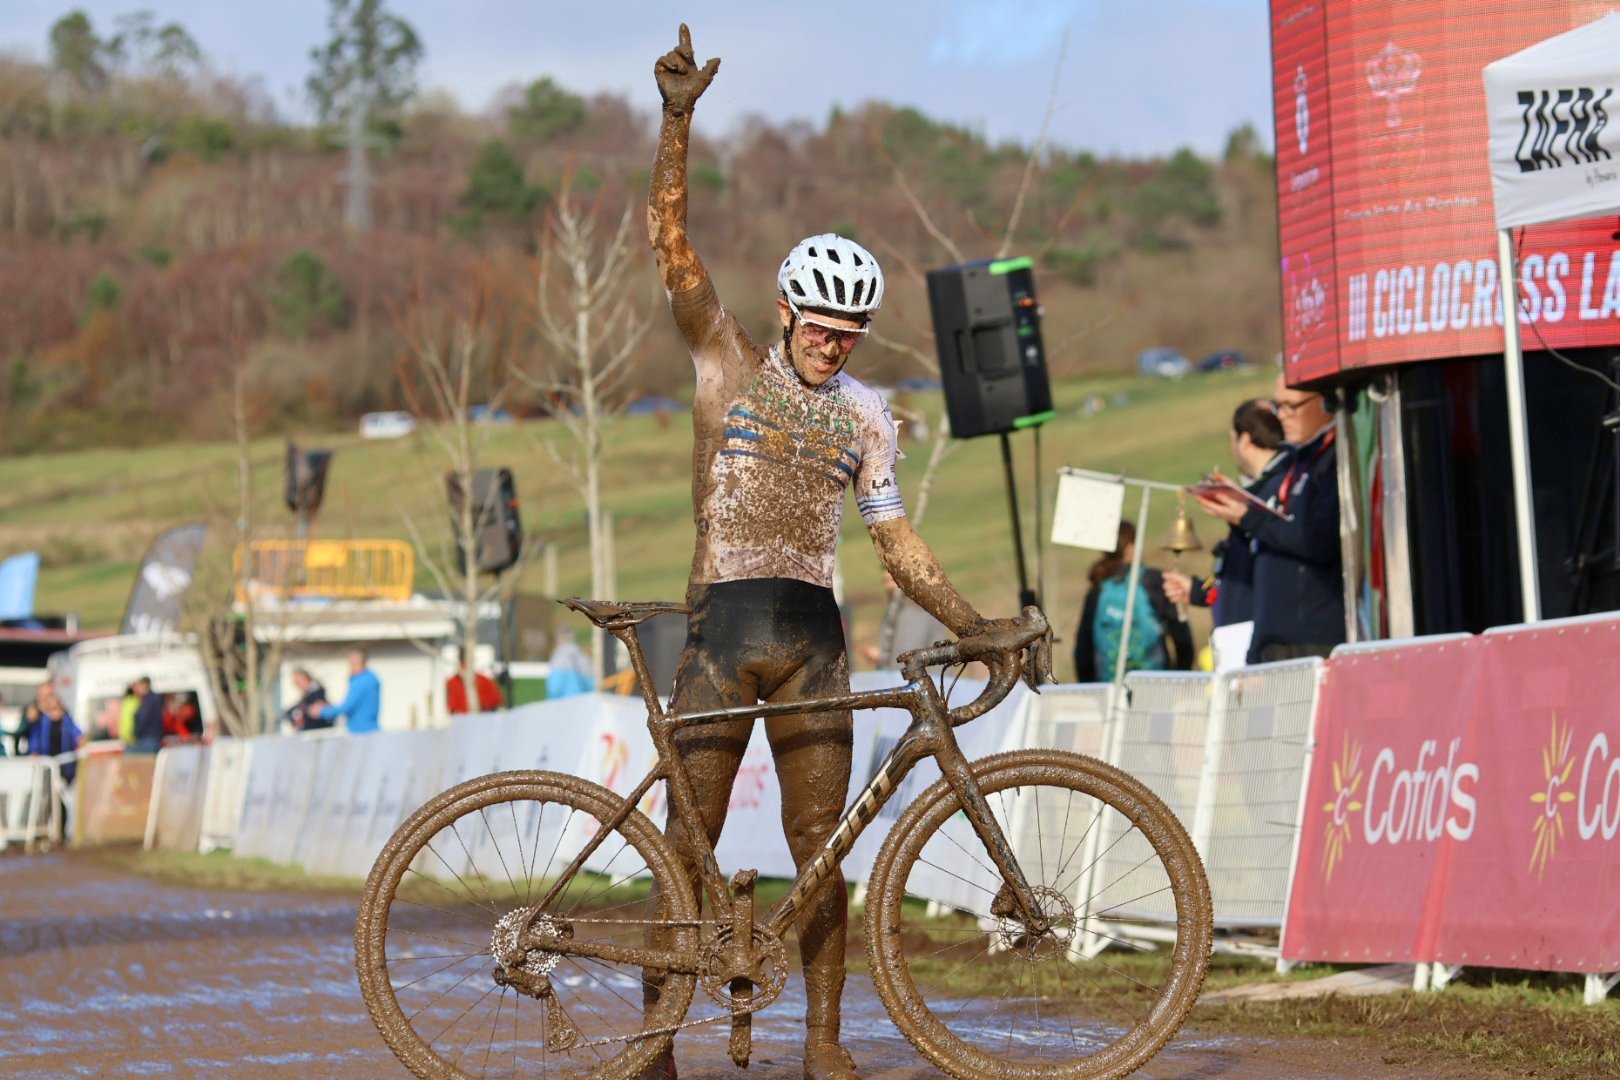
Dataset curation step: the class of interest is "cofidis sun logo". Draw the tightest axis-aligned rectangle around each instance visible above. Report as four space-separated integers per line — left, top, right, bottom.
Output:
1320 734 1364 884
1529 714 1576 881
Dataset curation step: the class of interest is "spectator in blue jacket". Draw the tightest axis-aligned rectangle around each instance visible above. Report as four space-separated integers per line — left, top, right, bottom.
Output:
26 690 81 783
311 648 382 734
1197 373 1344 662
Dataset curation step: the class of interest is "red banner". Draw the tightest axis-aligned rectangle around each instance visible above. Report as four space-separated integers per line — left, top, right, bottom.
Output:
1272 0 1620 383
1284 618 1620 971
1282 637 1484 963
1431 619 1620 971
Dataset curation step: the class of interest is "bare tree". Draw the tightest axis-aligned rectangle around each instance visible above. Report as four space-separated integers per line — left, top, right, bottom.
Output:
864 36 1070 654
522 185 650 678
396 290 532 710
189 363 295 737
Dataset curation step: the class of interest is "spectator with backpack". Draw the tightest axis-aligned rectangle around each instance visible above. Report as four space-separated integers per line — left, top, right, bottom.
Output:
1073 522 1194 682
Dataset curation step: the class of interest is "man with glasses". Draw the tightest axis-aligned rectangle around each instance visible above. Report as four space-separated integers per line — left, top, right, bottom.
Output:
1195 372 1344 662
643 25 1000 1080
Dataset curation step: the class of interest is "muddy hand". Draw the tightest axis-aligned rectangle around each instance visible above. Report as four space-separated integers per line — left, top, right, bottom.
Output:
655 23 720 112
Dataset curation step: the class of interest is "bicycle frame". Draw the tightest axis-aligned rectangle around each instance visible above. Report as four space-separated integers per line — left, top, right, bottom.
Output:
532 615 1049 955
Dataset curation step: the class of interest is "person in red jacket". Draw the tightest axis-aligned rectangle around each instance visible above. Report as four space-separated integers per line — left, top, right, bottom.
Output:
445 648 503 714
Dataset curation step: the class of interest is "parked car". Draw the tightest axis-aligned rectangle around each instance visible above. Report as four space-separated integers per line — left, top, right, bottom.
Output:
625 395 686 415
1136 347 1193 380
468 405 514 424
359 411 417 439
896 376 943 392
1198 349 1254 373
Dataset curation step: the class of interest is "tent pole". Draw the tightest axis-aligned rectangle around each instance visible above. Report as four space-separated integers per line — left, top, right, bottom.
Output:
1496 227 1541 623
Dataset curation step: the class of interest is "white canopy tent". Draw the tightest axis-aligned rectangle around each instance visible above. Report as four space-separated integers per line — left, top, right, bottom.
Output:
1483 14 1620 622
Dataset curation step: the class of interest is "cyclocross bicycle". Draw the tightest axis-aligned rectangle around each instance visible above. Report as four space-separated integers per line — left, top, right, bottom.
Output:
356 600 1212 1079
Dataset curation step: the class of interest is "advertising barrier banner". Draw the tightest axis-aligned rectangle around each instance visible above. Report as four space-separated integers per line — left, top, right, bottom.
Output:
1284 618 1620 971
1432 619 1620 971
1283 638 1481 962
76 750 157 845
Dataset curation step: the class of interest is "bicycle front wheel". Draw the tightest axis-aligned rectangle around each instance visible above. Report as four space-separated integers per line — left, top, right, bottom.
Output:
355 770 699 1079
864 749 1211 1080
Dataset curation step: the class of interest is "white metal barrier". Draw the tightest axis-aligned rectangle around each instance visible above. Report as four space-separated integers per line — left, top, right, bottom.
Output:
0 758 63 851
1198 659 1323 928
1019 684 1112 758
1081 673 1213 928
197 739 252 853
145 744 210 852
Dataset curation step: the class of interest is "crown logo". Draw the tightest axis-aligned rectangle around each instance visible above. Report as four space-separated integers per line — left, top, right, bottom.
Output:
1366 41 1422 129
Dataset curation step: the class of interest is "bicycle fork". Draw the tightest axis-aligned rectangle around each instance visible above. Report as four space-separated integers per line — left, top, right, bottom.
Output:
925 702 1052 937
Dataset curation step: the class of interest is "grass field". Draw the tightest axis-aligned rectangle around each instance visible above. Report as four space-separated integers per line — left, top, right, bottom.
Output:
3 367 1274 662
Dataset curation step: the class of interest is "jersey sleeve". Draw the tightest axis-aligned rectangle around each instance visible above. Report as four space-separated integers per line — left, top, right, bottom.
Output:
855 395 907 526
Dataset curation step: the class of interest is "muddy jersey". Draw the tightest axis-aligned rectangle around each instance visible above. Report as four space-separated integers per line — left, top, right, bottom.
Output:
669 278 906 590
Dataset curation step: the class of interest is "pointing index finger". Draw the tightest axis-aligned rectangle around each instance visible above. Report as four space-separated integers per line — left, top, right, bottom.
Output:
678 23 693 58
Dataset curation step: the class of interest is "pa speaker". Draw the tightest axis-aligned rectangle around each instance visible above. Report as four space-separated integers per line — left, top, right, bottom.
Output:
926 257 1054 440
284 442 334 517
446 467 524 575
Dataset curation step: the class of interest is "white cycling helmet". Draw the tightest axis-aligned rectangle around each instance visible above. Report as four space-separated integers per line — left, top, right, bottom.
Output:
778 233 885 318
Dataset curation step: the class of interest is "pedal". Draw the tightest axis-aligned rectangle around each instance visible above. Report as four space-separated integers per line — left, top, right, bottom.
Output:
729 869 756 1067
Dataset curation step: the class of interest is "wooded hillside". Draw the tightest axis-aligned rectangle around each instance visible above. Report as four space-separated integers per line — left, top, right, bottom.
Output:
0 12 1281 453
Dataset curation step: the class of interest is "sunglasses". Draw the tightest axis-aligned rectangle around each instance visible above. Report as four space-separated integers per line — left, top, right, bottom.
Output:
790 300 869 347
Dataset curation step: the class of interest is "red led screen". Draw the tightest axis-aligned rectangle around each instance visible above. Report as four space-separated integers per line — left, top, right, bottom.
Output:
1272 0 1620 383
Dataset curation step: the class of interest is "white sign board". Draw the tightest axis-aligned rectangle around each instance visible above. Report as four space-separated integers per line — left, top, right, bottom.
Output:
1050 473 1126 551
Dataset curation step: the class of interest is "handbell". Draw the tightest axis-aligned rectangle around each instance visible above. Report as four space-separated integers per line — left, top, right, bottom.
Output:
1161 503 1204 554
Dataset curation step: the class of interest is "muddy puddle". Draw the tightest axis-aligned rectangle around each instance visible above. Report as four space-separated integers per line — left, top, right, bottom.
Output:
0 853 1435 1078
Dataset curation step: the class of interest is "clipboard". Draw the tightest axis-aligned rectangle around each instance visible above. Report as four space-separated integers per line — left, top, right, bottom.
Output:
1185 478 1293 521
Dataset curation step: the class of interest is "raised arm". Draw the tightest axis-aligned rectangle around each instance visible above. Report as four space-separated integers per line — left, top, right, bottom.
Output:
648 24 720 295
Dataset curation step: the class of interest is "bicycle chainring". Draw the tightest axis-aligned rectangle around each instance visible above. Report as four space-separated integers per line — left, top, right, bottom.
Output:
698 923 787 1012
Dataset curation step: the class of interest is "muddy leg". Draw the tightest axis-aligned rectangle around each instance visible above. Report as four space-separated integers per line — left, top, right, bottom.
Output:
640 641 755 1079
764 650 858 1079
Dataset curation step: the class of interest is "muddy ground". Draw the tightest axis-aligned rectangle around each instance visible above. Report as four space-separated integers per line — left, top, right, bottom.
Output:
0 852 1464 1078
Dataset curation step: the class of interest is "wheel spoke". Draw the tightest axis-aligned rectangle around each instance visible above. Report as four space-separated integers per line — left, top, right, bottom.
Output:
873 755 1209 1072
359 777 700 1078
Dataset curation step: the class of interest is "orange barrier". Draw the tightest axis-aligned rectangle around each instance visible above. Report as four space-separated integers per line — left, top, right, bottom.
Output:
75 747 157 845
235 540 414 603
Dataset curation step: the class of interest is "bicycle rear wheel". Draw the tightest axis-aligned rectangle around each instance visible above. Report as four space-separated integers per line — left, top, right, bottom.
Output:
355 770 698 1079
864 749 1211 1080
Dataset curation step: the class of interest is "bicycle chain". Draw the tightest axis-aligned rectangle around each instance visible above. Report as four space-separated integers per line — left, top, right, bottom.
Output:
523 918 772 1051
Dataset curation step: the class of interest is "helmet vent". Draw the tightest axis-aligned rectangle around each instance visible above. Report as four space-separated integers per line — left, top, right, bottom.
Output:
812 269 829 300
789 280 806 298
852 281 865 306
833 277 847 305
827 248 842 264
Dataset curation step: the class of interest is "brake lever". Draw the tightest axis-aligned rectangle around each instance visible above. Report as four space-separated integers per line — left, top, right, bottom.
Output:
1023 622 1054 691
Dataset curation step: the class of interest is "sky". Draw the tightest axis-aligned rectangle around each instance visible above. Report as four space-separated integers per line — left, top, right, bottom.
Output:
4 0 1274 157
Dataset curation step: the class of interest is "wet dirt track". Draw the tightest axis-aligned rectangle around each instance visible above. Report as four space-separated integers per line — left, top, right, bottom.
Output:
2 853 1440 1079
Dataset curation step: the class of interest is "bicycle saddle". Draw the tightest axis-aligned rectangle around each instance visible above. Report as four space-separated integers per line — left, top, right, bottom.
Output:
558 597 693 628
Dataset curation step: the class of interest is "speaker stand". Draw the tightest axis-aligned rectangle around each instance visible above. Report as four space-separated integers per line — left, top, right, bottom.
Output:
999 432 1039 611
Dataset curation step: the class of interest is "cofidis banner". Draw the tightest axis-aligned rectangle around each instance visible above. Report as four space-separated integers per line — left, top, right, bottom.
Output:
1284 617 1620 971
